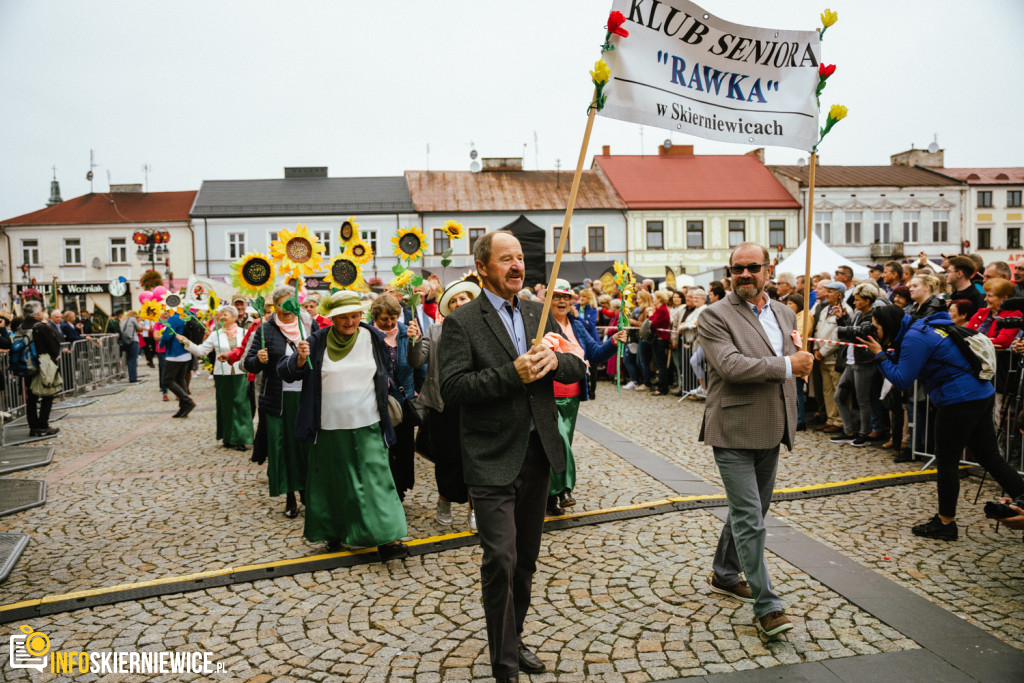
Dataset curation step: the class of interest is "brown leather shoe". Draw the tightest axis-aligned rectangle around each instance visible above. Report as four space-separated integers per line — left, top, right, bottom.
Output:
820 425 842 434
756 610 793 637
707 571 754 603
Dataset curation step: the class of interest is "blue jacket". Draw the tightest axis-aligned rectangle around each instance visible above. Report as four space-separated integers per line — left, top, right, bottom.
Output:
873 312 994 407
390 322 415 401
278 322 397 447
159 314 189 357
577 306 600 343
565 317 618 403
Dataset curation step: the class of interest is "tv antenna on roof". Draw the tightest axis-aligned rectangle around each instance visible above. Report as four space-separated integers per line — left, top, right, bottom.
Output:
86 149 97 192
142 163 152 191
927 134 939 154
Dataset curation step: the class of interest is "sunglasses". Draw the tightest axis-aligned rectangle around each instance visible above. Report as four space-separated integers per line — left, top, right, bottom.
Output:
729 262 770 275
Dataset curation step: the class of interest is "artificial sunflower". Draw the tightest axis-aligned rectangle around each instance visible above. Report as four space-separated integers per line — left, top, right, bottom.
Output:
343 234 374 266
139 300 163 322
390 269 412 289
230 251 277 298
391 226 428 261
270 224 326 279
339 217 360 244
324 254 366 291
442 219 465 240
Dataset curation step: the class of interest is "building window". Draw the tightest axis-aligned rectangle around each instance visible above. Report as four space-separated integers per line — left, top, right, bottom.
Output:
588 226 605 252
977 190 992 208
978 227 992 250
433 229 450 255
553 227 570 252
111 290 132 315
268 231 278 245
814 212 831 243
873 211 891 243
932 211 949 242
1009 190 1022 208
21 239 40 266
364 230 377 258
1009 228 1022 250
469 228 485 251
728 220 745 247
844 212 862 244
63 238 82 265
768 220 785 248
315 230 332 256
903 211 919 243
109 237 128 264
646 221 664 250
227 232 246 260
686 220 703 249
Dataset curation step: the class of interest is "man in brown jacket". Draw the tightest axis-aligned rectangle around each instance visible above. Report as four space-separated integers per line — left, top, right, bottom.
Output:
697 242 814 638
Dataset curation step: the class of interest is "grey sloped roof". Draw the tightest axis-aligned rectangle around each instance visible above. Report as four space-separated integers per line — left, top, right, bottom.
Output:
190 177 415 217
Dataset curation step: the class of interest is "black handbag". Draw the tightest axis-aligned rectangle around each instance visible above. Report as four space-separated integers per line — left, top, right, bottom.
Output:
403 396 428 428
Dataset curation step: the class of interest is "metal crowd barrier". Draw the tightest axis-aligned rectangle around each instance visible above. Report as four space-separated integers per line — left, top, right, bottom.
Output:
0 334 127 425
910 349 1024 476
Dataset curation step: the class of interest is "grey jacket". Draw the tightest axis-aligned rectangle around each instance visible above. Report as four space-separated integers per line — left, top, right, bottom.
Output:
697 292 799 452
439 295 587 487
408 322 444 412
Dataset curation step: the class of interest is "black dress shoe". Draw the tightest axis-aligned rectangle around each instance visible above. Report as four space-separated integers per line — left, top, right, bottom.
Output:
283 506 298 519
517 644 545 673
559 491 576 507
495 677 519 683
378 542 410 561
546 497 562 517
178 402 196 418
325 540 342 552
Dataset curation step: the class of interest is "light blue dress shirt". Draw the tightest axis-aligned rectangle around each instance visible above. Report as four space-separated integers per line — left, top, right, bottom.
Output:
483 287 528 355
746 296 793 378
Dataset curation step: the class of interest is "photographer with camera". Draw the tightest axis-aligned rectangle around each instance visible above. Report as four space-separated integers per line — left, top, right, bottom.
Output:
860 305 1024 541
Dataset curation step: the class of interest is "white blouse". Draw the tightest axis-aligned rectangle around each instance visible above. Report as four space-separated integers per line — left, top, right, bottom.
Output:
320 330 378 431
185 327 247 375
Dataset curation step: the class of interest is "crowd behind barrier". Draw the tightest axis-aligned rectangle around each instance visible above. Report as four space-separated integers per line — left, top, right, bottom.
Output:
0 334 126 427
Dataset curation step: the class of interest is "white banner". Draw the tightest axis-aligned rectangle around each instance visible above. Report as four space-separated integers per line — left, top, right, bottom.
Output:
183 275 234 308
601 0 821 152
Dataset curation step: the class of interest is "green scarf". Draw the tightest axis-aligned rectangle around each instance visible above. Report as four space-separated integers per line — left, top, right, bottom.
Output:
326 327 358 362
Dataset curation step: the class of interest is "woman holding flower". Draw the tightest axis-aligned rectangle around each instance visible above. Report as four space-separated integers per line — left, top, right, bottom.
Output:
371 294 417 500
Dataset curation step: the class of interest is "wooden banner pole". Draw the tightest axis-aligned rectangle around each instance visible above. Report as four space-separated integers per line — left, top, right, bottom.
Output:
533 104 598 347
801 152 817 350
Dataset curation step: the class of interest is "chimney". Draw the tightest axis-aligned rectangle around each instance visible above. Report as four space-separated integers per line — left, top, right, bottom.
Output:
110 183 143 193
602 145 610 156
284 167 328 178
745 148 765 163
891 148 944 168
657 144 694 157
481 157 523 172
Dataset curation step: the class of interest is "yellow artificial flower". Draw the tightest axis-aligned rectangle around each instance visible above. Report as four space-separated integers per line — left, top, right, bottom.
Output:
590 58 611 85
270 224 326 280
323 253 366 291
343 234 374 266
390 269 412 289
230 251 277 298
339 217 360 243
442 219 465 240
391 226 429 261
820 9 837 27
139 300 163 321
829 104 848 121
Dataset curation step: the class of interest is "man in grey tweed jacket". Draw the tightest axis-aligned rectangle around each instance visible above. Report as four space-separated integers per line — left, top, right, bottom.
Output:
440 231 585 682
697 242 814 638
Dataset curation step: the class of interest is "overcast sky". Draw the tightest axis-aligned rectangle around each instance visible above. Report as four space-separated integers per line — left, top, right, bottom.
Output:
1 0 1021 221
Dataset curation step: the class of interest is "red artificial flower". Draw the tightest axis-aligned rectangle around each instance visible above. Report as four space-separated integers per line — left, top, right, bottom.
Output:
819 63 836 78
607 10 629 37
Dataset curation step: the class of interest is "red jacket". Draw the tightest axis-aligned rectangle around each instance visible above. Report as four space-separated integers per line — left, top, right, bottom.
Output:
966 307 1022 349
226 320 263 380
649 304 671 342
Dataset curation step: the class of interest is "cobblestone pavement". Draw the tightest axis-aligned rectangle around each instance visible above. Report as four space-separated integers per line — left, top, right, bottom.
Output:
2 374 1020 680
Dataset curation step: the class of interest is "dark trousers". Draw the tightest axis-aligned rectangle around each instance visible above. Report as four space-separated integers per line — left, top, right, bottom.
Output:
468 436 550 678
26 389 54 430
652 337 671 393
162 359 193 409
934 396 1024 518
125 341 139 382
389 418 416 500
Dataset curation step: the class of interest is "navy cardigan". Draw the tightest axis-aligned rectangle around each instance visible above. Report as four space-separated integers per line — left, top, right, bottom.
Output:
278 322 397 447
566 316 618 403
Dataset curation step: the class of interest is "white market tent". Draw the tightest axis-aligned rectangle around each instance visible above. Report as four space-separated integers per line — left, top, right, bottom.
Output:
774 233 869 281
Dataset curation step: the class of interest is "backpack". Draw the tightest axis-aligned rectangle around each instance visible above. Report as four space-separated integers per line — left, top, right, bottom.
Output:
183 317 206 345
10 330 39 377
927 322 996 381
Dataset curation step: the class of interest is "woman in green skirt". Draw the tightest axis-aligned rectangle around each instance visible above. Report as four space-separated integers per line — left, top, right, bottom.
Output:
279 290 409 559
177 305 254 451
243 286 312 518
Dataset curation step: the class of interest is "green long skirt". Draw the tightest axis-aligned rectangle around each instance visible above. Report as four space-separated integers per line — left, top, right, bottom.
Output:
549 396 580 496
264 392 308 497
303 423 408 547
214 375 255 446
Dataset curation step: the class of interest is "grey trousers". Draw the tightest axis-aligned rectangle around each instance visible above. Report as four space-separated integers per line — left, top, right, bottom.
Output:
712 446 783 618
468 434 550 679
836 364 875 436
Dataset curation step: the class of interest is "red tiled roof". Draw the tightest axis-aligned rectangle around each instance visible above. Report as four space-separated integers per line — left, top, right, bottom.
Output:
1 191 197 226
933 168 1024 185
404 170 626 212
769 165 963 188
594 154 800 210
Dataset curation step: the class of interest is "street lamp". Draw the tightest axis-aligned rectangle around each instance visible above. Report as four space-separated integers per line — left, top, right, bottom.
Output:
133 229 170 272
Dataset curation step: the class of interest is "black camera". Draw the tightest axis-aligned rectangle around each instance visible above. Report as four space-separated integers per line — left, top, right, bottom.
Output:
994 317 1024 330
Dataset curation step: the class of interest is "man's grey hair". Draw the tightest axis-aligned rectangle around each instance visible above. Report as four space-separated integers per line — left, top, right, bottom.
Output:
49 309 62 320
23 301 42 317
473 230 516 267
776 272 796 287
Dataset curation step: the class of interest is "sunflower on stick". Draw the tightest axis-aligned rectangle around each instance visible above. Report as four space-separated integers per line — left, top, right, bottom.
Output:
389 225 429 308
612 261 636 392
270 224 326 367
230 251 276 348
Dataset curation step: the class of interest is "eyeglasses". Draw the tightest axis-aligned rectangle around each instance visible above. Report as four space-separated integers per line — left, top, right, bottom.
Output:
729 262 770 275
